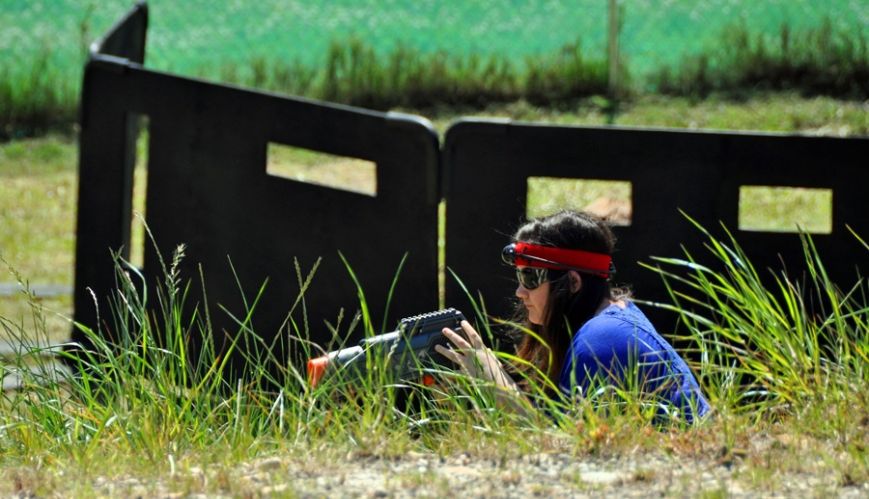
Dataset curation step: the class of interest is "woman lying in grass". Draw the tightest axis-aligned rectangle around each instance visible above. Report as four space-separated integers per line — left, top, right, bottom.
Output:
435 210 710 422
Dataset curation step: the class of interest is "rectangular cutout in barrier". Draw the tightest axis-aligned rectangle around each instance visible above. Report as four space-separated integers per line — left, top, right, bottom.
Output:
266 142 377 197
739 185 833 234
130 115 150 269
527 177 632 226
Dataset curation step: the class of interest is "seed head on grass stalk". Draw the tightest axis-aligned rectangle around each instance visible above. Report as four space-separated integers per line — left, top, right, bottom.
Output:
2 240 311 460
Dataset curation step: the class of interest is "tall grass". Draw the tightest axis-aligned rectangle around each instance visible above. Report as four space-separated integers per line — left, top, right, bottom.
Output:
0 49 79 141
644 216 867 417
0 237 685 465
6 18 865 139
636 220 867 482
652 19 869 99
217 36 607 110
204 20 868 108
1 221 867 491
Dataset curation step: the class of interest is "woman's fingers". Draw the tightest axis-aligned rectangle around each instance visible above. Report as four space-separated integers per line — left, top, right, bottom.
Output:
437 321 505 383
442 326 471 350
460 320 485 349
435 345 475 375
436 342 507 385
434 344 462 364
443 321 486 350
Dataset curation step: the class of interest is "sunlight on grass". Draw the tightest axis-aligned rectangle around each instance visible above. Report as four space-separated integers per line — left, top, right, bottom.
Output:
267 142 377 196
739 185 833 233
130 122 149 269
527 177 631 225
0 294 71 344
0 135 76 286
0 225 865 495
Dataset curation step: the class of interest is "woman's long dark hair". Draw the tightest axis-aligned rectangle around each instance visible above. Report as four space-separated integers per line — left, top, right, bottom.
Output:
512 210 627 385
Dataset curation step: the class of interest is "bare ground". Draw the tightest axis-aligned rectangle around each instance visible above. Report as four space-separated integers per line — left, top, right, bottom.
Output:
7 450 867 498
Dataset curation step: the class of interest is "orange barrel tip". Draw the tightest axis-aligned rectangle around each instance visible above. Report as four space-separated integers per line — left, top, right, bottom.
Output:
307 356 330 387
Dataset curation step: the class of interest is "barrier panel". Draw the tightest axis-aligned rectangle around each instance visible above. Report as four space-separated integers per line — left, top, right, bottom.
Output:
442 119 868 329
73 4 867 372
73 4 441 362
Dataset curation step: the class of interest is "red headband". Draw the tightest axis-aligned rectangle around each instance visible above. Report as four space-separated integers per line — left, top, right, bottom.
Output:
507 242 613 278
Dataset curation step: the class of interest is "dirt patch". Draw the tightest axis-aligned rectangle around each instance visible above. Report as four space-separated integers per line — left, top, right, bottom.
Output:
53 452 866 498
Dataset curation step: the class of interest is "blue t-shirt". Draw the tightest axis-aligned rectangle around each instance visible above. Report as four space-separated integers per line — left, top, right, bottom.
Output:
558 302 710 422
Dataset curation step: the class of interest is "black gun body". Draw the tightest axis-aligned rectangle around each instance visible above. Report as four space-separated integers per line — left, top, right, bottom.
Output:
308 308 466 386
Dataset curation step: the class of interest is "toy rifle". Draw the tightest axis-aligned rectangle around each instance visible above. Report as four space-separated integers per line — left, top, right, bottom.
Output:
306 308 466 388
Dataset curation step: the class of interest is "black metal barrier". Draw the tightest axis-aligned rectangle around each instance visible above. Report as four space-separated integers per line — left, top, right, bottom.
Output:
442 119 868 327
73 3 440 361
74 3 868 368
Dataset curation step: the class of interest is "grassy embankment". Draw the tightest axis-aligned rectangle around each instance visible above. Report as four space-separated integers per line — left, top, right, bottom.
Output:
0 209 865 495
0 16 866 494
2 18 866 139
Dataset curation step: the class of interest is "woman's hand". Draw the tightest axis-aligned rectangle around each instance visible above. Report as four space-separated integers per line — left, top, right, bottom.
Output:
434 320 515 390
434 320 536 418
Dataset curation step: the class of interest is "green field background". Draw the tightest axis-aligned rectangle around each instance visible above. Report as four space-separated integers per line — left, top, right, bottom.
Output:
2 0 866 83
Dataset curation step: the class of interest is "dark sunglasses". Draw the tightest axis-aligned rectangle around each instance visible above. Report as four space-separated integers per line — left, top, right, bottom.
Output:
515 267 564 290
